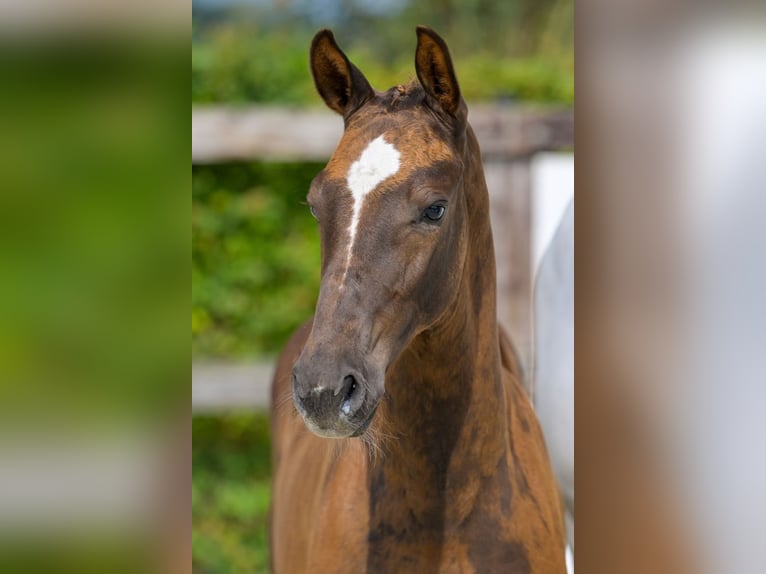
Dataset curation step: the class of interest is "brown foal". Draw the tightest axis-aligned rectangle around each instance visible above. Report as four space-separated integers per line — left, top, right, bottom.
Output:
269 26 566 573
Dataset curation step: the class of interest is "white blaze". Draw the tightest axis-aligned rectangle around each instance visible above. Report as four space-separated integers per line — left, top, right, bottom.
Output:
342 135 401 282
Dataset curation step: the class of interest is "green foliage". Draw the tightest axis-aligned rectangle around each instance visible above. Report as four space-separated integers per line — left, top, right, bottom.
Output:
193 413 272 574
192 15 573 105
0 42 187 427
192 27 317 105
193 162 322 358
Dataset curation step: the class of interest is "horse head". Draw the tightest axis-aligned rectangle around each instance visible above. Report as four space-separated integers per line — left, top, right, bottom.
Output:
292 27 473 438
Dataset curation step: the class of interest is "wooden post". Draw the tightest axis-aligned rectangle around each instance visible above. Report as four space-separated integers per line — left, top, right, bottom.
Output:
485 159 532 374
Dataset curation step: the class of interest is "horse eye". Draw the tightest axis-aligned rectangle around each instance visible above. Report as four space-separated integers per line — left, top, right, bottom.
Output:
422 203 446 222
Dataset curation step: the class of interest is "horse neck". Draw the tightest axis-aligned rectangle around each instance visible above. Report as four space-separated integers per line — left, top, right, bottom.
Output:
374 126 507 486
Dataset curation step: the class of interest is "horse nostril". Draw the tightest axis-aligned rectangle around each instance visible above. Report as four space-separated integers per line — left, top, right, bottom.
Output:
344 375 357 399
340 375 360 417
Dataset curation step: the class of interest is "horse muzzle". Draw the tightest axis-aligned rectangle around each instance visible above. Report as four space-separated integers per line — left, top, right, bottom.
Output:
291 363 382 438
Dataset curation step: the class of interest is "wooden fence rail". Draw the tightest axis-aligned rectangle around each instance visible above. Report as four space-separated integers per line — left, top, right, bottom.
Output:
192 105 572 163
192 104 573 412
193 363 273 412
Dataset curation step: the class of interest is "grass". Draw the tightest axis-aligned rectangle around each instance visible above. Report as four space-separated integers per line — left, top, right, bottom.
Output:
192 413 272 574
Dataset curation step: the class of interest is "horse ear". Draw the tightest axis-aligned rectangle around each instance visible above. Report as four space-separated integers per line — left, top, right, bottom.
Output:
310 29 374 118
415 26 462 117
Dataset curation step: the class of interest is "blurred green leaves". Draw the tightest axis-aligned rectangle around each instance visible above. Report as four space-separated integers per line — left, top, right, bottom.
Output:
0 35 188 574
0 40 188 427
193 162 322 358
193 414 272 574
192 16 573 105
193 27 317 105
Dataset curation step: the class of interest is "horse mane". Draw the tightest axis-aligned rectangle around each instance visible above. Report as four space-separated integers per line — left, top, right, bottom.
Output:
382 81 426 111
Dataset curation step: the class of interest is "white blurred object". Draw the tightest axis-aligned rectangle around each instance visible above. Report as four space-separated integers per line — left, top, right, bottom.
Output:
532 183 574 554
532 153 575 273
0 432 160 533
0 0 184 34
677 22 766 574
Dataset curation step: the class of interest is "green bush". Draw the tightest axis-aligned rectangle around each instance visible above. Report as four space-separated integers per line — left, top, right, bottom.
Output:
193 413 272 574
192 162 322 359
192 27 317 105
192 21 573 106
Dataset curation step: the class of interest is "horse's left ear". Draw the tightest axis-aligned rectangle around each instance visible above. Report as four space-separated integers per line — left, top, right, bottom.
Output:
415 26 463 119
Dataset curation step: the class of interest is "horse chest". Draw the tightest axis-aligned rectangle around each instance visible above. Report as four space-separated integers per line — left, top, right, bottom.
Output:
309 462 530 574
362 520 532 574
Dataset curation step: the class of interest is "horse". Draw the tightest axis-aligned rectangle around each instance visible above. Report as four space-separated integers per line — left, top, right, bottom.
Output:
270 26 566 573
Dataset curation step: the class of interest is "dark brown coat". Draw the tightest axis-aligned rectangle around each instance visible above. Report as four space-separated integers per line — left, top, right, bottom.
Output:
270 27 566 574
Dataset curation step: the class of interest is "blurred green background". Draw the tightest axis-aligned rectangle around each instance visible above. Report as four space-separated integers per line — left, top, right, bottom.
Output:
192 1 572 572
0 32 188 574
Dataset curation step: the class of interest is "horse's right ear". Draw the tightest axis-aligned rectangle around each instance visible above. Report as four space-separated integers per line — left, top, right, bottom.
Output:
310 30 374 118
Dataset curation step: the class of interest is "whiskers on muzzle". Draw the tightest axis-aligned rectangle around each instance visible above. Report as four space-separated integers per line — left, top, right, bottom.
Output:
274 386 298 415
276 383 399 463
356 395 400 462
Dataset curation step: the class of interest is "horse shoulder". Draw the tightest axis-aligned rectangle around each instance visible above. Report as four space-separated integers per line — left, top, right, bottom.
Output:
497 370 567 571
496 317 568 569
